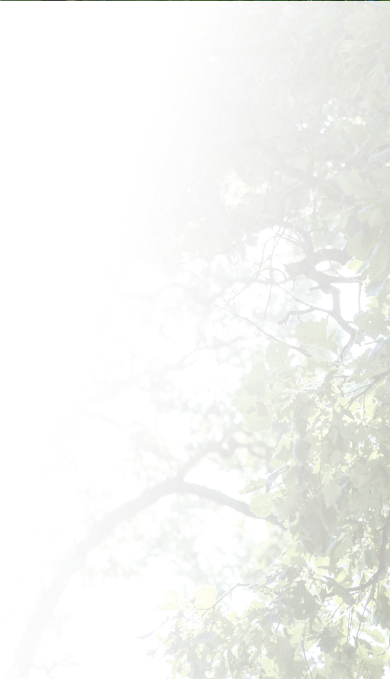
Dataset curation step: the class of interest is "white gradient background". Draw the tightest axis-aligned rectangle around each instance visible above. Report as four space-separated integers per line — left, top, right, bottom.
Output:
0 7 215 679
0 7 373 680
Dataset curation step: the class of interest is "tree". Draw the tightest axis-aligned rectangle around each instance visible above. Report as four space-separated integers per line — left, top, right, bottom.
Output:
9 3 390 679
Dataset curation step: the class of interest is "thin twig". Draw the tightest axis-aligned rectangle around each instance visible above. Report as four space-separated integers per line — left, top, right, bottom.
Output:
214 306 312 358
301 635 313 679
198 582 257 619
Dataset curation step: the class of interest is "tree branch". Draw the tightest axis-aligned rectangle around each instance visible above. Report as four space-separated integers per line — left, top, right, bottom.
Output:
217 307 312 359
179 481 283 528
8 478 282 679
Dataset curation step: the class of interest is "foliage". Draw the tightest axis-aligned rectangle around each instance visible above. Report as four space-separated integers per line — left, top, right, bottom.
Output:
150 4 390 678
9 4 390 680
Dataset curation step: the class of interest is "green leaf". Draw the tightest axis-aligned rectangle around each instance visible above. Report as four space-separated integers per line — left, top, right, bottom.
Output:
347 232 372 260
158 590 185 611
368 242 390 280
365 277 387 297
319 627 339 654
295 319 335 351
234 387 257 414
322 577 355 605
244 412 273 432
368 206 383 230
290 580 320 620
266 341 291 369
246 362 268 387
194 585 217 610
292 438 312 462
369 629 385 644
276 483 302 521
322 472 342 508
250 492 276 517
337 169 364 197
240 478 267 494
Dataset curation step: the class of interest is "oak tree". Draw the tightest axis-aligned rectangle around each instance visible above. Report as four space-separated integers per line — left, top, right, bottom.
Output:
10 4 390 679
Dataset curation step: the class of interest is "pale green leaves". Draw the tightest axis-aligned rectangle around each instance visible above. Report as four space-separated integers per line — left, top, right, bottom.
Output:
347 221 390 296
322 472 342 509
244 411 273 433
347 232 372 261
234 361 274 432
373 589 390 628
159 585 217 612
295 319 336 352
234 362 268 414
246 361 268 388
233 387 257 415
337 168 376 200
265 341 291 369
158 590 186 612
318 626 340 654
321 577 355 606
239 478 267 494
153 7 390 679
250 492 277 517
194 585 217 610
349 461 367 489
276 483 302 521
368 205 383 230
292 438 312 463
368 241 390 280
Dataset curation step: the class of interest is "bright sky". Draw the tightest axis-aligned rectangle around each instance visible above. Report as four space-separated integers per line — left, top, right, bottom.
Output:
0 7 220 679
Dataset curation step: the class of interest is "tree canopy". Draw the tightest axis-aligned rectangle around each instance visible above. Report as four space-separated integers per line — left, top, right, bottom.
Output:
10 3 390 679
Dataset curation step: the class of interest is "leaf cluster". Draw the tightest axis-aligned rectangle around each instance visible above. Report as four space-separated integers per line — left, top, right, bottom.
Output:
153 4 390 678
